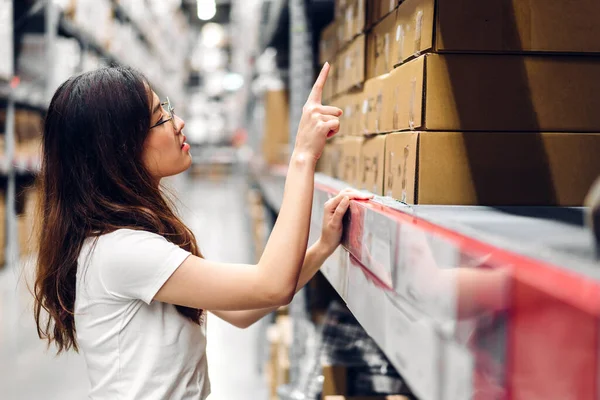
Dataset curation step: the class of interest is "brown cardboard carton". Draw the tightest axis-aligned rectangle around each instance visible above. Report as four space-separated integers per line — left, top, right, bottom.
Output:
335 0 348 20
339 94 353 137
325 397 409 400
387 54 600 132
366 10 398 80
360 135 386 194
318 140 343 179
0 192 5 267
321 365 409 400
385 132 600 206
336 90 364 137
335 95 348 137
383 132 418 203
339 137 364 187
340 0 366 46
367 0 400 28
360 74 389 135
320 21 339 65
337 35 366 94
323 57 339 103
350 91 364 136
395 0 600 67
321 365 347 399
262 90 290 165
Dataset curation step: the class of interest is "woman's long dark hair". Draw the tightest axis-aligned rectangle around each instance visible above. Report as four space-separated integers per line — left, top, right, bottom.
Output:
33 67 202 354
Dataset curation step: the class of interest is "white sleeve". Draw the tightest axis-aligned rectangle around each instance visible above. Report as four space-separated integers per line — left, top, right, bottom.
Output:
98 229 192 304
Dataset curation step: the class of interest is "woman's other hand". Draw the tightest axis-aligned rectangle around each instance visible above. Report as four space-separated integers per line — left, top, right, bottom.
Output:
293 62 343 165
318 188 373 256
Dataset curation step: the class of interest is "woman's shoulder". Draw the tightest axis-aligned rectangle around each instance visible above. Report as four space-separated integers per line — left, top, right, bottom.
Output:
83 229 171 259
100 228 165 241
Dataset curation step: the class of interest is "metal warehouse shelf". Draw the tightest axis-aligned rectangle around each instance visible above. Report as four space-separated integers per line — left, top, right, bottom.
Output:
252 162 600 400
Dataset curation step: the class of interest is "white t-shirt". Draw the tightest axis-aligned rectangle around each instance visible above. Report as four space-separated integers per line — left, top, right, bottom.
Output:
75 229 211 400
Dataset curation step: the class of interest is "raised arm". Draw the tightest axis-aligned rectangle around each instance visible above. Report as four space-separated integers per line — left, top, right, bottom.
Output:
210 189 373 328
155 64 344 311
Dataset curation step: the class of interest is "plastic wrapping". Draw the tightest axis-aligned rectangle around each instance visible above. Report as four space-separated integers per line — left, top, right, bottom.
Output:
279 301 414 400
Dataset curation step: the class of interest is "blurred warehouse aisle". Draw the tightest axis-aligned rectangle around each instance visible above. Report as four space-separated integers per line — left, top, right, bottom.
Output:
0 170 268 400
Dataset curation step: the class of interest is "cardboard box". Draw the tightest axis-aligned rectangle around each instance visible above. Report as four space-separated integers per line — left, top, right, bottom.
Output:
334 0 348 20
349 91 364 136
262 90 290 165
323 58 339 104
367 0 400 28
384 131 600 206
339 137 364 187
0 192 5 267
340 0 366 47
322 365 347 400
320 21 339 65
386 53 600 132
318 140 344 179
321 365 410 400
360 74 388 135
395 0 600 67
17 187 38 257
337 35 366 94
359 135 386 194
366 8 398 79
337 95 351 136
325 397 408 400
334 90 364 136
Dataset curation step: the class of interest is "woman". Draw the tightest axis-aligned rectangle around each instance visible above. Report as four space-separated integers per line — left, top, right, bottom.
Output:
32 64 371 399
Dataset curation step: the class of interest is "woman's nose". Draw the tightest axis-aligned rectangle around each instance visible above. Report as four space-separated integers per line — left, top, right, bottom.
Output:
175 115 185 133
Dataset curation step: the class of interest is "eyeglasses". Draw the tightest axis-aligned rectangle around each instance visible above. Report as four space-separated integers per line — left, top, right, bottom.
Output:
150 97 176 130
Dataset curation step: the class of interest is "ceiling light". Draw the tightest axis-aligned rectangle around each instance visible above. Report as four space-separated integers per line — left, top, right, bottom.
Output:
197 0 217 21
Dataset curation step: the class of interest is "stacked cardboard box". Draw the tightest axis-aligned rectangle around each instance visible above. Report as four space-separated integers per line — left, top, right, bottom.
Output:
266 315 291 400
247 189 269 263
319 0 600 206
321 365 409 400
262 90 291 166
17 187 37 258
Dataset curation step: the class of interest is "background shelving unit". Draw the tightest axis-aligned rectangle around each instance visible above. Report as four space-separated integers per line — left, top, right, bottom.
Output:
0 0 192 268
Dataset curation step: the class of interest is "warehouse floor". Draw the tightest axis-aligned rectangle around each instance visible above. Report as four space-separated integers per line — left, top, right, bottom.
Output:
0 171 268 400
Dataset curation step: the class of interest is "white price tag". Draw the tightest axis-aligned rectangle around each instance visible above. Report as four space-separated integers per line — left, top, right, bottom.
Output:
371 236 391 275
385 297 440 400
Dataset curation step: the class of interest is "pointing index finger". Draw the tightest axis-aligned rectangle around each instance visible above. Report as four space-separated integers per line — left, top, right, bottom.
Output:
308 62 330 104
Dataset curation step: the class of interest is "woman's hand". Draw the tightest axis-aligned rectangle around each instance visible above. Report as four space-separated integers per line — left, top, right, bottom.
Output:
293 63 343 165
317 188 374 256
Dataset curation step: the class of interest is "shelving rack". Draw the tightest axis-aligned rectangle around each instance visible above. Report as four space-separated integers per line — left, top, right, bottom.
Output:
247 1 600 397
251 162 600 400
1 0 182 268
